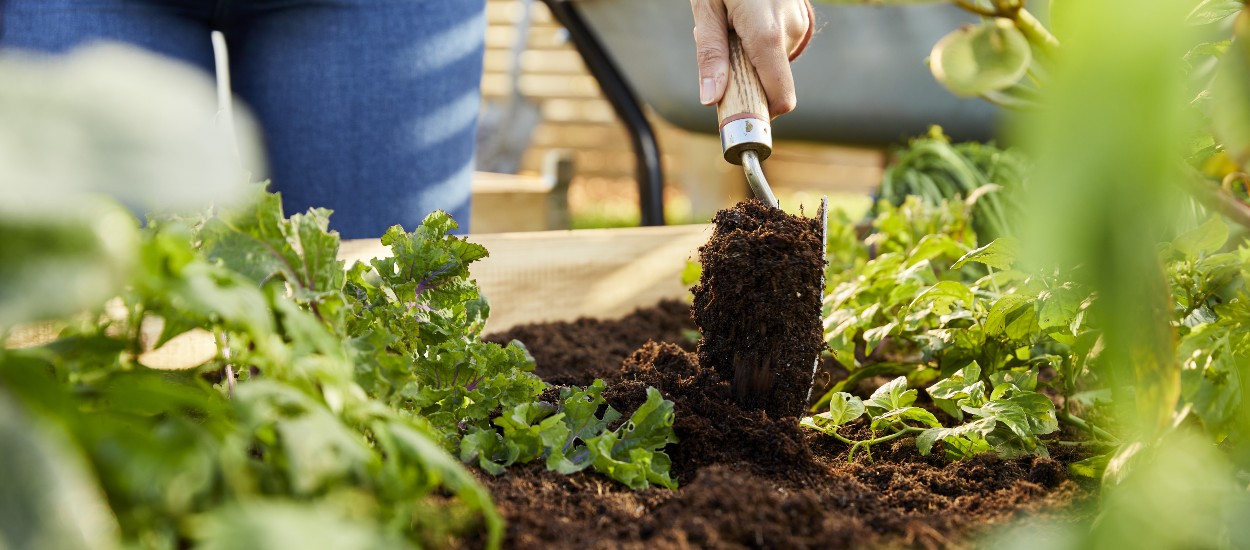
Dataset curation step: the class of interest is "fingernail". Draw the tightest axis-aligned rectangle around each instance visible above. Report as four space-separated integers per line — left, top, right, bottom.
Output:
700 78 716 105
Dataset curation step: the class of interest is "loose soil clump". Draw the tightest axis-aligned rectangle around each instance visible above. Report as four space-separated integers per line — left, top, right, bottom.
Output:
691 199 826 419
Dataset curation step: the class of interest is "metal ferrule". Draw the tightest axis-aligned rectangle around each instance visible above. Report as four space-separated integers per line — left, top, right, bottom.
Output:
720 117 772 165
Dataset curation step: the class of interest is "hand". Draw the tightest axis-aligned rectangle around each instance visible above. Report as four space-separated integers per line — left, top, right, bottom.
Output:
691 0 813 116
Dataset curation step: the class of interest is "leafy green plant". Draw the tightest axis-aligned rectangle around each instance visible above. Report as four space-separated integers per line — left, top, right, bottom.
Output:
877 126 1027 245
1 186 680 548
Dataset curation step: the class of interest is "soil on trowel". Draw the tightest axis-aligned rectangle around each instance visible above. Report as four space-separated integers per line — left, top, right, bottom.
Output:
691 199 826 419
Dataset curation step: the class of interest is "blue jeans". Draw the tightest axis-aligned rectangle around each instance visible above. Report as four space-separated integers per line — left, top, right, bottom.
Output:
1 0 485 238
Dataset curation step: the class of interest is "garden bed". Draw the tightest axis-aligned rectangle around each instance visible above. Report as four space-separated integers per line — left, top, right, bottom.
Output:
481 301 1094 549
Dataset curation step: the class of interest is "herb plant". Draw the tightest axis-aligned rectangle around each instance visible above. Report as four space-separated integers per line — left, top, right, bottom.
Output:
1 186 678 549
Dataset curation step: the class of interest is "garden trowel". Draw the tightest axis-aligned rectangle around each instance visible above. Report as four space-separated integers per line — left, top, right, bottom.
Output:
716 32 829 407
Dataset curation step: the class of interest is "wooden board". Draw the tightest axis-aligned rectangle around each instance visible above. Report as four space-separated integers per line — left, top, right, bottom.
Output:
340 224 709 333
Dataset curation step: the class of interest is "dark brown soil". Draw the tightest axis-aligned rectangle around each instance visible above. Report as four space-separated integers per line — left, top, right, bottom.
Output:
475 338 1091 550
484 299 697 385
475 201 1090 549
691 200 826 418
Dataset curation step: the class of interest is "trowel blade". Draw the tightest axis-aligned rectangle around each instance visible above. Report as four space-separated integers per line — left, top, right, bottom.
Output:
807 195 828 404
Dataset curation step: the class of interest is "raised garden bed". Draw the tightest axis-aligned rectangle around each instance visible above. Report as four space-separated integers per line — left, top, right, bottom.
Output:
479 300 1091 549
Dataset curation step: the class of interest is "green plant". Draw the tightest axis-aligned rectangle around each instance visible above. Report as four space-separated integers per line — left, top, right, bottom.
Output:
877 126 1027 245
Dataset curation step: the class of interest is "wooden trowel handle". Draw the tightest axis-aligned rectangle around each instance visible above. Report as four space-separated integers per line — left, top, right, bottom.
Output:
717 32 773 165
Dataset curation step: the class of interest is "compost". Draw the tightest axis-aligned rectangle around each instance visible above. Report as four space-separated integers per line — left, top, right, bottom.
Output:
480 214 1092 549
692 199 826 418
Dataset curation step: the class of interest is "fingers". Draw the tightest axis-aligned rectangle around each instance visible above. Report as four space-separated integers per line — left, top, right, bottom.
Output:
726 0 810 116
691 0 731 105
736 19 797 116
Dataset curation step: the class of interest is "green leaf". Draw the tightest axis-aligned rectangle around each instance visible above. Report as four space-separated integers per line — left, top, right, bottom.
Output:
866 376 917 412
1215 25 1250 162
904 234 964 267
1186 0 1244 25
586 388 678 490
910 281 975 315
871 406 941 430
967 392 1059 440
1068 453 1111 479
952 237 1021 271
930 19 1033 97
235 382 373 496
984 294 1036 340
927 362 983 401
917 417 998 457
1171 216 1229 258
200 191 345 307
0 390 119 550
0 202 139 327
989 369 1039 393
191 500 406 550
1036 284 1085 332
863 321 898 352
819 392 865 427
680 260 702 286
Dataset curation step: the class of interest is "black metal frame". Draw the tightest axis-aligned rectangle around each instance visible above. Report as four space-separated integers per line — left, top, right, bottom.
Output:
539 0 666 226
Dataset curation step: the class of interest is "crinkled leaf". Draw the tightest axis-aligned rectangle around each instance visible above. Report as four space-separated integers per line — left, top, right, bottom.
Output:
586 388 678 489
200 191 345 308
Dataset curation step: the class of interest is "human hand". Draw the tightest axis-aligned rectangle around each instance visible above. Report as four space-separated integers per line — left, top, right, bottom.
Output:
691 0 814 117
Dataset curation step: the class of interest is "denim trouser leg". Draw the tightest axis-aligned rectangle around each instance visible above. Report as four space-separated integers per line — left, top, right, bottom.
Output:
225 1 486 238
0 1 217 74
0 0 485 239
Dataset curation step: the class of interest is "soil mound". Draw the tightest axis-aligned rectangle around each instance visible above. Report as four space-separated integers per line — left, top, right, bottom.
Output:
475 304 1092 549
485 299 695 385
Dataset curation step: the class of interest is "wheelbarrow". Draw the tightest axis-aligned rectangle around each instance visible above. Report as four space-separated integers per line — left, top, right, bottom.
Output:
537 0 999 225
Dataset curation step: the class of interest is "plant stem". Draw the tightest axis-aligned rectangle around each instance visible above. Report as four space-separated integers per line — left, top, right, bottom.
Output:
955 0 998 17
1058 411 1118 443
847 427 927 462
1053 439 1112 447
1014 8 1060 56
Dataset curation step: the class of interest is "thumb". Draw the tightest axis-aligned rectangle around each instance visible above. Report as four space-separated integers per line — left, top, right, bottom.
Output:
691 0 730 105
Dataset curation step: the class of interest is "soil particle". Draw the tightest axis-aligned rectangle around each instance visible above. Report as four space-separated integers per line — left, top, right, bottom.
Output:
691 199 826 419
